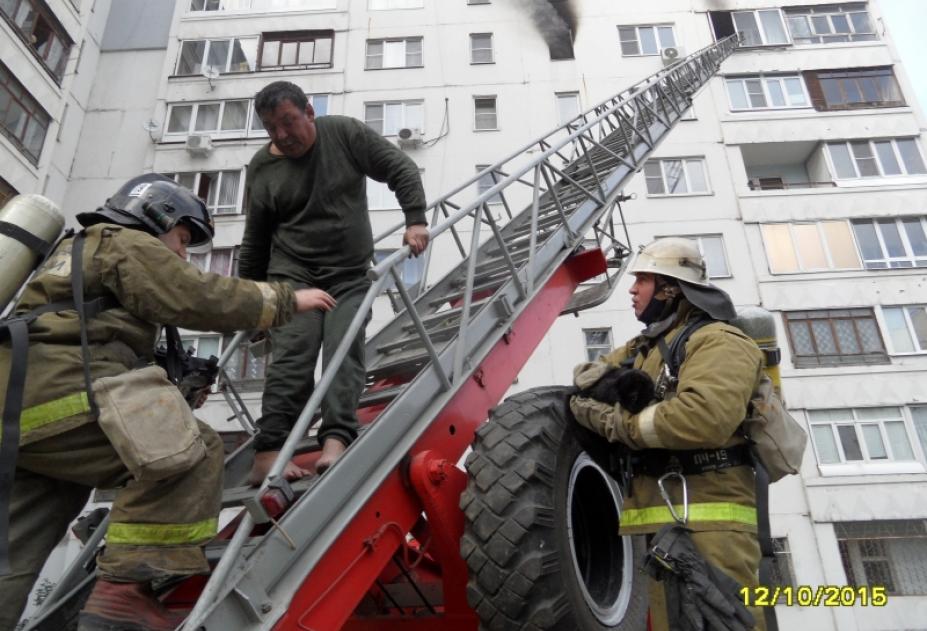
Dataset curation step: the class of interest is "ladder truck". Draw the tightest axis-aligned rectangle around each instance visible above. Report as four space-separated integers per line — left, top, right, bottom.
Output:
26 34 738 631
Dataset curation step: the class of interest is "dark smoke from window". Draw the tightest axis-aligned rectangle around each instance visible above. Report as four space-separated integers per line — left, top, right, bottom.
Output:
512 0 578 60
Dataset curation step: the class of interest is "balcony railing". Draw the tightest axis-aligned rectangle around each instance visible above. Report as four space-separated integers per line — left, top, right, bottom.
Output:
748 178 837 191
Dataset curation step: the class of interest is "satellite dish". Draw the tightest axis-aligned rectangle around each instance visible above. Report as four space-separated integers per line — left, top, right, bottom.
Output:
202 65 220 90
142 119 160 141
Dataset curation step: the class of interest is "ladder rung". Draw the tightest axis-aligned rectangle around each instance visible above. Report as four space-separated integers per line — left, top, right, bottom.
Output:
377 324 457 355
433 277 507 306
357 383 406 408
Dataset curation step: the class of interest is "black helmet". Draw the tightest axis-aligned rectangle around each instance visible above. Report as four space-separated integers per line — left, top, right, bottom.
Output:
77 174 214 251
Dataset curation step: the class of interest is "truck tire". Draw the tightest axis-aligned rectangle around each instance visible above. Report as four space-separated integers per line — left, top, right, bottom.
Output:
461 386 648 631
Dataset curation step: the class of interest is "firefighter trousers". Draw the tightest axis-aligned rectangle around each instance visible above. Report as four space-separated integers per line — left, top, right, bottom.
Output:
254 277 371 452
648 529 766 631
0 419 223 631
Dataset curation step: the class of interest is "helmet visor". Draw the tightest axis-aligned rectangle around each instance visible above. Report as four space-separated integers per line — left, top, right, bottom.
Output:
181 216 214 254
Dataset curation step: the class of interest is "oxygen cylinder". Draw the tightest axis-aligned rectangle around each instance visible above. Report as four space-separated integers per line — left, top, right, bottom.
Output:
0 194 65 313
729 306 782 392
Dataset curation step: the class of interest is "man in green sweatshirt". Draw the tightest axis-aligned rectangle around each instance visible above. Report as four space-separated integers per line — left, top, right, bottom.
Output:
242 81 429 483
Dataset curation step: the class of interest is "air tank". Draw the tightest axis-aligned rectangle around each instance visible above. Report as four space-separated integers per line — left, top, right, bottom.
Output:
0 194 65 312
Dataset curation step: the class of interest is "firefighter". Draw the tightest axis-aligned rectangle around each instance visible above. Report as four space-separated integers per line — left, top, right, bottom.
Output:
0 174 332 631
240 81 429 483
569 237 766 630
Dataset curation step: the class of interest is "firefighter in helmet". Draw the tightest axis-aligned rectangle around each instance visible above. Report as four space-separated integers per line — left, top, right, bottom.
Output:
570 237 766 630
0 174 333 631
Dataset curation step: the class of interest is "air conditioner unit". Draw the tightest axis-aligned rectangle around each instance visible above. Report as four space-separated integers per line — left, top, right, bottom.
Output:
185 134 213 156
660 46 685 66
397 128 423 149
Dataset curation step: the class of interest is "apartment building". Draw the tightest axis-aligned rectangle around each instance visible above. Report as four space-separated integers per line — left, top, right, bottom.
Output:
0 0 113 209
10 0 927 628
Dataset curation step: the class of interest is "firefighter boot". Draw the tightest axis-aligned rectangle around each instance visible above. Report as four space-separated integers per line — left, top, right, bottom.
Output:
77 580 185 631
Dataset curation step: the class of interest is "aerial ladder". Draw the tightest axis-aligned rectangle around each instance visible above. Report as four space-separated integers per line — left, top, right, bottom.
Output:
26 34 738 631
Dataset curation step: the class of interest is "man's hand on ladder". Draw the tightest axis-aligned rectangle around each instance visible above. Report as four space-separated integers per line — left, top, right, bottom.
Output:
247 451 311 487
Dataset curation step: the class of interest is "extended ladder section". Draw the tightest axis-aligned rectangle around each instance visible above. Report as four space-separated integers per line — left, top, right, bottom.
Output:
25 35 736 631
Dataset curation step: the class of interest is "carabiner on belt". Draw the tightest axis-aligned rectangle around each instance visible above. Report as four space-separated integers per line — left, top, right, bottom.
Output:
657 471 688 525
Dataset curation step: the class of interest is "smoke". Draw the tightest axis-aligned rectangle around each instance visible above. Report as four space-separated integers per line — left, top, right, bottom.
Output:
513 0 578 60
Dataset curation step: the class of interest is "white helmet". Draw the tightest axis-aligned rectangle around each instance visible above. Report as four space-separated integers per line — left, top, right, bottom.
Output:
628 237 710 287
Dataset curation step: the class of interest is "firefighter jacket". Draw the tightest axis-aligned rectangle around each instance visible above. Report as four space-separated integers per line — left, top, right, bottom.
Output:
0 224 295 446
570 301 764 535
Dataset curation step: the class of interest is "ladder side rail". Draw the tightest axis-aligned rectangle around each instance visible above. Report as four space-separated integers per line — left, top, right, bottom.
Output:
182 35 737 630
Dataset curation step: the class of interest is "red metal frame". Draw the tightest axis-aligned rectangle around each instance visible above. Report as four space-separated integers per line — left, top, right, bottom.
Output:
267 249 605 630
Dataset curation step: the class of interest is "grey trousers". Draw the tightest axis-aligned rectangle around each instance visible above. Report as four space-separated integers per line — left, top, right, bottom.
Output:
254 277 370 452
0 420 224 631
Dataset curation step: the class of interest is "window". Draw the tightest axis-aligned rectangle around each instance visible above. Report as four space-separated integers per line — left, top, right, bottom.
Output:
760 222 861 273
473 96 497 131
470 33 493 64
827 139 927 179
179 334 222 360
366 37 423 69
190 0 337 11
364 101 423 136
584 328 613 362
175 38 258 76
659 235 730 278
373 249 425 289
770 538 797 587
784 309 888 368
618 25 675 56
467 0 490 4
166 100 252 136
784 4 876 45
810 408 919 468
556 92 580 125
369 0 423 9
475 164 502 204
0 0 72 81
709 9 789 47
260 31 333 70
725 75 809 110
851 217 927 269
882 305 927 354
0 62 51 164
0 175 17 208
804 67 904 111
643 158 709 195
837 521 927 596
222 334 269 388
189 246 239 276
167 171 243 215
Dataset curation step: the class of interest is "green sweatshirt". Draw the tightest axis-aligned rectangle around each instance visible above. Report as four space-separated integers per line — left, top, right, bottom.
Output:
240 115 427 287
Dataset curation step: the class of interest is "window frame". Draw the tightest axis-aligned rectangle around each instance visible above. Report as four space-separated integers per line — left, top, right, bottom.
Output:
725 74 811 111
475 164 503 204
808 407 925 475
783 308 889 368
657 234 731 279
190 0 338 11
0 0 73 82
189 245 240 276
784 4 877 46
880 305 927 355
166 170 245 216
806 67 905 111
617 24 676 57
555 91 581 126
164 95 327 140
258 30 333 71
174 37 259 76
760 221 862 274
473 95 498 131
363 100 425 137
365 36 423 70
583 328 613 362
827 139 927 180
850 217 927 270
731 9 790 47
0 61 51 164
643 158 711 196
469 33 494 64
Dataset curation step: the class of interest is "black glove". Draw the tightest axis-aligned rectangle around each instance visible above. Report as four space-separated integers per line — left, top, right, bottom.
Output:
645 524 755 631
581 366 655 414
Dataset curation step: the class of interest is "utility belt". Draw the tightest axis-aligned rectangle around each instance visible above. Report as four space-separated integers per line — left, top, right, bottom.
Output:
631 444 753 478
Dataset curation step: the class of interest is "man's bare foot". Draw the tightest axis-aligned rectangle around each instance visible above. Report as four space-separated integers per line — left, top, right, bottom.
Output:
315 438 347 474
247 451 311 487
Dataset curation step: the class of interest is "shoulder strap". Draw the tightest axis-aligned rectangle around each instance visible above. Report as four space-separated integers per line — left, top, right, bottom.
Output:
657 316 714 378
71 232 100 420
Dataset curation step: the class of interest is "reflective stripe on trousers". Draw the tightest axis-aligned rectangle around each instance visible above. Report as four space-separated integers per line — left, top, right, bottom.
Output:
107 518 218 546
621 502 757 529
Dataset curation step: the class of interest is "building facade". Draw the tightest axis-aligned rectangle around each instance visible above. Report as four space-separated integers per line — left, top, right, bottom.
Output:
8 0 927 628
